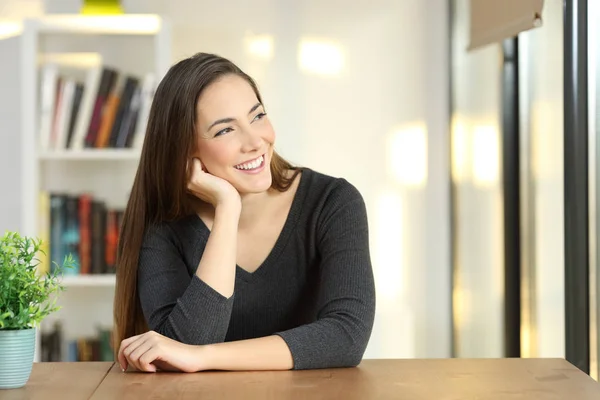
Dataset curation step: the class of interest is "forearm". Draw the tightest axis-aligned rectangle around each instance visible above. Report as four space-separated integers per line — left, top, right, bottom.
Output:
137 214 238 346
195 203 240 298
151 276 234 345
199 335 293 371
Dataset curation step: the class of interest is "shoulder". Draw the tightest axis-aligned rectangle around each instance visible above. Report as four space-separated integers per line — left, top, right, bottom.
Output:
299 168 366 231
302 168 365 209
298 169 369 247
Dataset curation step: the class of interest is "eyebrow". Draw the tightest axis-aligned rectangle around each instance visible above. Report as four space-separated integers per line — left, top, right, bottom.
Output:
207 102 263 131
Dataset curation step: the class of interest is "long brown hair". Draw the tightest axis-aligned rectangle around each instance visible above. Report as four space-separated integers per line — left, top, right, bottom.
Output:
113 53 299 353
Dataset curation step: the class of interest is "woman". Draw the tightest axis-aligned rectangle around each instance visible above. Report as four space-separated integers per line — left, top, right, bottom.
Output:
114 52 376 373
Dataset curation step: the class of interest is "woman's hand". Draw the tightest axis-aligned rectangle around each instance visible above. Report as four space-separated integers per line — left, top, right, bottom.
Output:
187 158 241 209
118 331 206 373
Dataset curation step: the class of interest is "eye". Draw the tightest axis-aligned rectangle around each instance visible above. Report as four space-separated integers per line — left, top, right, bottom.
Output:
215 127 234 137
252 112 267 122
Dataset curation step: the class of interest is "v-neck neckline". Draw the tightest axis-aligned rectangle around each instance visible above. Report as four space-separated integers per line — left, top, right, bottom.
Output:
193 168 309 282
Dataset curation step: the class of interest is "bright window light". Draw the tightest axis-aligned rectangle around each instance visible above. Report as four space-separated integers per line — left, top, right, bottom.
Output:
0 21 22 40
298 39 344 76
245 34 274 60
373 191 403 301
451 116 470 183
388 123 428 188
472 125 500 187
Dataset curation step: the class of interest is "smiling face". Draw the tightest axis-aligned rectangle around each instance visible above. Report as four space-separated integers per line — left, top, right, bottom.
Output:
195 74 275 194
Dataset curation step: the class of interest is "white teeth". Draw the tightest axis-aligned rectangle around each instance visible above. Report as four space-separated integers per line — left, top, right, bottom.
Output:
235 155 264 170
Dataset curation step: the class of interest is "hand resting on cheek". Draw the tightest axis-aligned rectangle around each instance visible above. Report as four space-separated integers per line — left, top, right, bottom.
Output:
186 157 241 209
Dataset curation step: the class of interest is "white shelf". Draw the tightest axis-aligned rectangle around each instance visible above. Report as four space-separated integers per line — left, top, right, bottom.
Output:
39 149 141 161
26 15 162 35
9 13 172 363
60 275 116 287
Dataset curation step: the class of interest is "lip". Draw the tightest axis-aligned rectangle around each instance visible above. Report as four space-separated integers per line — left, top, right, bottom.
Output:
234 154 266 174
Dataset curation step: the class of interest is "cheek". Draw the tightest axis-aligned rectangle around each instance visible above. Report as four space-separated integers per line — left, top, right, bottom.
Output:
198 142 233 168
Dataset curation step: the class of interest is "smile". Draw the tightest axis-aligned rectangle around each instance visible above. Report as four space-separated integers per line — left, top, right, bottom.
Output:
234 154 265 172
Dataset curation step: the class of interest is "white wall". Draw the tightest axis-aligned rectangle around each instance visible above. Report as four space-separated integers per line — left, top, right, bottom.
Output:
519 0 565 359
0 35 22 235
451 0 504 357
0 0 451 359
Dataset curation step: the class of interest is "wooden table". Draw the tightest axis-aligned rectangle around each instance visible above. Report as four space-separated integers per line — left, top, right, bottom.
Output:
1 358 600 399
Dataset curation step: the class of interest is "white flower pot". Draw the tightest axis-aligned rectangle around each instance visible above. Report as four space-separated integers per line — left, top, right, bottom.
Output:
0 328 36 389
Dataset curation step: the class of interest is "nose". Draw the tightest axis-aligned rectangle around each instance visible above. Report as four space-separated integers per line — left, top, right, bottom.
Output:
240 126 263 153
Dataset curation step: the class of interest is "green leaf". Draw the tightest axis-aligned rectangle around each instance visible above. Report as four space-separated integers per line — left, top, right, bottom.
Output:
0 231 74 329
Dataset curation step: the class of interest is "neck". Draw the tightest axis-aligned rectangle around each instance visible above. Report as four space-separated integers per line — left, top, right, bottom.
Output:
237 188 277 230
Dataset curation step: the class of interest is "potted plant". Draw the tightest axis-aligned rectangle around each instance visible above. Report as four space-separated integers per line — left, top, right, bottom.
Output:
0 231 74 389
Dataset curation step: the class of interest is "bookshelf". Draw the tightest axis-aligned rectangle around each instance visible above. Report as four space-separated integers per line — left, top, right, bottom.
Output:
4 14 171 363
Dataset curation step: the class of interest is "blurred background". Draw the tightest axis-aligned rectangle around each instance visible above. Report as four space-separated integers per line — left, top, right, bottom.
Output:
0 0 597 380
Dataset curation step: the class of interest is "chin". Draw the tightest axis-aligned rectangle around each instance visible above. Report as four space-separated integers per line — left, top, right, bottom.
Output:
237 174 272 194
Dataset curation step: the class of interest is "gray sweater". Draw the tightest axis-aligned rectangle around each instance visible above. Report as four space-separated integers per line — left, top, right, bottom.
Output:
137 168 376 370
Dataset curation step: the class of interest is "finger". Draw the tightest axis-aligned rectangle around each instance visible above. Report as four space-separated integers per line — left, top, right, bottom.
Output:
194 157 208 173
187 158 198 175
187 159 203 191
128 339 155 373
118 333 146 371
118 341 132 371
122 335 152 372
191 157 200 172
139 348 160 373
126 339 154 372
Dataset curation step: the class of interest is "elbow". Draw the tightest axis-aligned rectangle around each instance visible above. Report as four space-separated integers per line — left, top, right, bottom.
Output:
330 311 374 368
342 319 374 367
345 358 362 368
341 310 374 368
340 342 367 367
346 354 363 367
338 355 362 368
325 329 370 368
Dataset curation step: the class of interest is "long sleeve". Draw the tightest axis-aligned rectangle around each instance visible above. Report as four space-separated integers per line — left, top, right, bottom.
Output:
275 181 376 369
137 224 234 345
